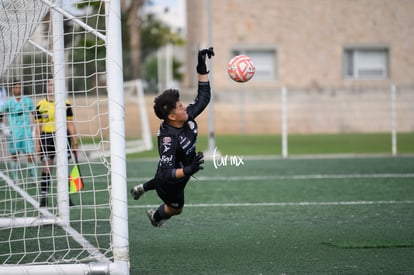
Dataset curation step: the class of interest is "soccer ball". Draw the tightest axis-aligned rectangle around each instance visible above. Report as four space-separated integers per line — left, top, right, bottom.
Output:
227 55 255 83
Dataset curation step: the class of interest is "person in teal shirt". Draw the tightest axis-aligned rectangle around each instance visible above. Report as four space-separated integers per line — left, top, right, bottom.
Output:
0 81 37 182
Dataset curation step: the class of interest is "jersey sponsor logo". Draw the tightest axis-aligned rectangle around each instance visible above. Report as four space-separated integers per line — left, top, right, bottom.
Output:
182 140 191 149
179 135 186 144
187 121 195 130
163 144 170 153
186 144 195 155
188 121 197 134
160 154 173 163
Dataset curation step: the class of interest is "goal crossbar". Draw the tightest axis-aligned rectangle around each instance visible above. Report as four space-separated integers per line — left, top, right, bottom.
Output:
40 0 107 42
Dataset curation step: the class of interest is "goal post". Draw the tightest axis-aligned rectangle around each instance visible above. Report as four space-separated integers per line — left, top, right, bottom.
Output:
81 79 153 160
0 0 130 274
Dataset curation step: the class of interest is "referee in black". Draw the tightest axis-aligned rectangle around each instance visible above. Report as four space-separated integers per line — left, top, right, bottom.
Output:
131 47 214 227
35 79 78 207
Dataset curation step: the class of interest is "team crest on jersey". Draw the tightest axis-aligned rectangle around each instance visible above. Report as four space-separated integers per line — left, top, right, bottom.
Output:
160 154 173 163
162 136 171 145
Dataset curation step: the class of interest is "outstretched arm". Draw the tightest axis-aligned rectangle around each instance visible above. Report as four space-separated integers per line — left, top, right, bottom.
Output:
187 47 215 119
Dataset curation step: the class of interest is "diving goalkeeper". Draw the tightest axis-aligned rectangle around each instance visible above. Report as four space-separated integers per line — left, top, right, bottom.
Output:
131 47 214 227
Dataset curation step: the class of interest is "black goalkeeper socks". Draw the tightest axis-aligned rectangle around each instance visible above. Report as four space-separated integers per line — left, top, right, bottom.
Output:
154 204 171 222
143 178 157 191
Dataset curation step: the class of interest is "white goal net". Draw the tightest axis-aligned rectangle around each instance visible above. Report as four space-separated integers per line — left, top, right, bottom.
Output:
0 0 132 274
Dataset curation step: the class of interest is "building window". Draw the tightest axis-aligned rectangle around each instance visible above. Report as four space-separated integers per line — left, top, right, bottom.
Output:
343 47 389 79
232 49 277 81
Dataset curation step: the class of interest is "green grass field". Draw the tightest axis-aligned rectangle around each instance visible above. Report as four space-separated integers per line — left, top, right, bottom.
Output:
1 133 414 274
127 155 414 274
130 132 414 158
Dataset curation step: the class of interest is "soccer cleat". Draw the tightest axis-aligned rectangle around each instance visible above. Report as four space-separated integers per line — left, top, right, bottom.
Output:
130 184 145 200
146 209 164 227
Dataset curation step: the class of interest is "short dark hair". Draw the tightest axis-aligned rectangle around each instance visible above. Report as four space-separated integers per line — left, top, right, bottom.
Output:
153 89 180 120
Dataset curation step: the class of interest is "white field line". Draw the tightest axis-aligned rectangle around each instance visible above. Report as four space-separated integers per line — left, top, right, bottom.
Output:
130 173 414 183
128 173 414 209
129 200 414 209
196 173 414 181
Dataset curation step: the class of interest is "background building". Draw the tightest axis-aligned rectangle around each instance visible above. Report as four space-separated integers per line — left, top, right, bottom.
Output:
180 0 414 135
185 0 414 89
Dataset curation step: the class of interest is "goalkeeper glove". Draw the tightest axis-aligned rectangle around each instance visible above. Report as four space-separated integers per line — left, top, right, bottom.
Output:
196 47 215 75
183 152 204 176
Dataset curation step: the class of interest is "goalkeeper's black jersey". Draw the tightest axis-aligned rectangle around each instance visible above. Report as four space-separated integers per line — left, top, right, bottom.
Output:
155 81 210 184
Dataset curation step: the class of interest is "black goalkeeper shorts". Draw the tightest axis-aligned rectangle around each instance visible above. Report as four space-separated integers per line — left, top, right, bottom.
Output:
155 180 188 209
40 132 72 161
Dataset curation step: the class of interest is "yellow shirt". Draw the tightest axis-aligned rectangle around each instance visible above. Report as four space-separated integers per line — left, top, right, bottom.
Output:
35 98 74 133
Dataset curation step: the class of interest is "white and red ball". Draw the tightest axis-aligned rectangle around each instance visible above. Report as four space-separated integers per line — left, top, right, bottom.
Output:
227 55 255 83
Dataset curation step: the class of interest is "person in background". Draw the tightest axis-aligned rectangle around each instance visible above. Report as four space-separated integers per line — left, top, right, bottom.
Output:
35 78 78 207
0 81 37 182
0 83 7 157
0 82 8 134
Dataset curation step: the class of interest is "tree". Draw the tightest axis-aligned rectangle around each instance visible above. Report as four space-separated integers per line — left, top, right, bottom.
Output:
121 0 145 80
122 1 185 82
140 13 184 61
139 13 185 92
